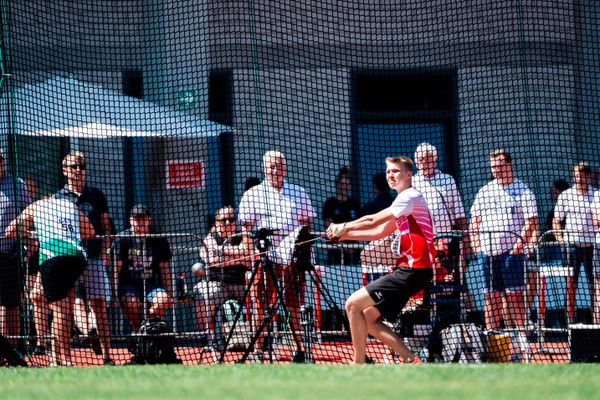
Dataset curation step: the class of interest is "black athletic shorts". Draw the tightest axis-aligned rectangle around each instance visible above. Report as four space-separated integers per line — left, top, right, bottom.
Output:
0 253 21 308
365 267 433 323
40 254 87 303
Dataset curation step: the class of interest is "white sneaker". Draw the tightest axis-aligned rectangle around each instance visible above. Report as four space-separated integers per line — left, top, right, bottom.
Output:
247 351 264 363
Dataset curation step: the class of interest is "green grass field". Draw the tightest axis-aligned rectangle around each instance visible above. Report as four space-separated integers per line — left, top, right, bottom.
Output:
1 364 598 400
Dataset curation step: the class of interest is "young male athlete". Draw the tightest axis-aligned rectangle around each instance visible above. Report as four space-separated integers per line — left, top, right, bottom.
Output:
327 156 435 364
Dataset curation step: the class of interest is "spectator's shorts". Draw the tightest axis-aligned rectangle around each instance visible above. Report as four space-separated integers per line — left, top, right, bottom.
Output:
77 257 111 302
482 252 525 294
194 280 246 308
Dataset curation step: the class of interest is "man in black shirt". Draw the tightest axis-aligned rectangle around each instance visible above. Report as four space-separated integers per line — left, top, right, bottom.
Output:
54 151 114 365
322 166 362 264
114 205 173 330
362 172 394 215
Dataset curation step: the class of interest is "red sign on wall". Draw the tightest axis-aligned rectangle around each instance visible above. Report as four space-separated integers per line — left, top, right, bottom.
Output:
166 160 205 189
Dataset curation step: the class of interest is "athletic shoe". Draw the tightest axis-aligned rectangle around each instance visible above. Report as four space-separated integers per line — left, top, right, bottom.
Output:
247 351 264 363
103 358 116 366
292 350 305 363
48 360 73 367
87 329 103 356
409 356 423 364
71 327 83 338
33 342 50 356
399 356 423 364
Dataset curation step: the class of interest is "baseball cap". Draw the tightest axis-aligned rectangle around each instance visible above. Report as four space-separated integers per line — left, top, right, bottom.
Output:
130 204 150 217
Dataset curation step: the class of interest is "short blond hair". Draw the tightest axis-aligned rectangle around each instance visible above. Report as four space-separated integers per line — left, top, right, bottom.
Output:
62 151 85 167
385 156 413 172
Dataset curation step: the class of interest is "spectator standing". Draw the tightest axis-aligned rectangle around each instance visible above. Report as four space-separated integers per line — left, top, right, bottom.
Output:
413 143 467 235
238 150 316 361
553 162 596 323
0 149 31 348
527 178 570 327
54 151 113 364
470 150 539 333
322 166 362 265
413 143 468 282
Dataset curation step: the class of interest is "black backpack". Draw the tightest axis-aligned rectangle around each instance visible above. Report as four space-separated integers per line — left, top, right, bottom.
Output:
129 318 182 365
0 334 28 367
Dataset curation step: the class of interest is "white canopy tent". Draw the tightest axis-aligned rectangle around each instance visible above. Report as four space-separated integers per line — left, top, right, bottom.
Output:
2 76 229 139
0 76 232 234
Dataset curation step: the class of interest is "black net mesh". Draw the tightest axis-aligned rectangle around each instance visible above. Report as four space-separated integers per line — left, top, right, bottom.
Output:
0 0 599 366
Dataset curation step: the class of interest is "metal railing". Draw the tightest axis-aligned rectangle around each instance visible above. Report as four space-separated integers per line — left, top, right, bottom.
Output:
9 228 594 365
532 230 596 360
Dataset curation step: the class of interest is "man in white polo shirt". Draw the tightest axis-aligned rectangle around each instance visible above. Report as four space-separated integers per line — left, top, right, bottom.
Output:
413 143 467 282
413 143 467 236
592 190 600 324
238 150 315 362
470 150 538 332
554 161 596 323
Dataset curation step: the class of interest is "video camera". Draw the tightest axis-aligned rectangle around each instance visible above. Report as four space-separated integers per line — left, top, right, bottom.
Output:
249 226 316 271
253 228 278 252
292 226 316 272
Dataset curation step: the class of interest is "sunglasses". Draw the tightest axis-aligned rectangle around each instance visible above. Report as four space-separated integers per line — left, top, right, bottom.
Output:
216 217 236 223
66 163 86 170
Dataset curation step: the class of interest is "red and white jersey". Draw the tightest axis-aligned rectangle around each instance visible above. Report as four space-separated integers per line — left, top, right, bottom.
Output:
390 187 436 269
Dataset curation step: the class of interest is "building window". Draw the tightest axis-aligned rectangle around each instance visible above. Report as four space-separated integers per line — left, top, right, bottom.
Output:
209 70 232 125
122 70 144 99
354 72 454 118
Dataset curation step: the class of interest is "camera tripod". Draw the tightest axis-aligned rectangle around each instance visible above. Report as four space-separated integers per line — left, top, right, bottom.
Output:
219 227 348 363
291 227 351 362
218 228 300 363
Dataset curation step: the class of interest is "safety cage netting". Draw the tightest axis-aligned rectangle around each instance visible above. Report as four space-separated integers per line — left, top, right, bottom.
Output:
0 0 599 366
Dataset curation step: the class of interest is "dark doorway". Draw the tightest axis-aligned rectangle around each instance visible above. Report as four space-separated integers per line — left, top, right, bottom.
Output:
352 71 457 205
